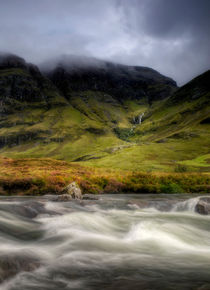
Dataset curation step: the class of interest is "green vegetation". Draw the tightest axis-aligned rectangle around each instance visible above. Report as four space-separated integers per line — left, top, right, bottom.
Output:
0 85 209 172
160 183 184 193
113 127 134 141
0 157 209 195
0 59 209 194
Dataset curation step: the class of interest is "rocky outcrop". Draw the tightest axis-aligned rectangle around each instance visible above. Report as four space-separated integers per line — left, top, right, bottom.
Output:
0 54 63 106
56 182 82 201
195 197 210 215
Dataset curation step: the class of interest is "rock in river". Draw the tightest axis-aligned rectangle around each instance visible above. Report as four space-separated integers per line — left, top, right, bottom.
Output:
195 197 210 215
0 254 40 283
55 182 82 201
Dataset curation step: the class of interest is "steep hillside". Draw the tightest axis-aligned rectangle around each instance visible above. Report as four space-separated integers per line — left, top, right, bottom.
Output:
134 70 210 141
0 53 209 172
0 54 176 163
83 71 210 172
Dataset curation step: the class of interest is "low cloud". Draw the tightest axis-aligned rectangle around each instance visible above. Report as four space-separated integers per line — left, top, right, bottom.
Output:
0 0 209 85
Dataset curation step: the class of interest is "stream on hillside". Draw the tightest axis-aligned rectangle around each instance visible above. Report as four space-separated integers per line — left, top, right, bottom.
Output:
0 194 210 290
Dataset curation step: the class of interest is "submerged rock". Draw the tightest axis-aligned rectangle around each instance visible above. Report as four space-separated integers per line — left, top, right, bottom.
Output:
0 254 40 283
55 194 73 202
83 195 99 200
195 198 210 215
0 201 58 219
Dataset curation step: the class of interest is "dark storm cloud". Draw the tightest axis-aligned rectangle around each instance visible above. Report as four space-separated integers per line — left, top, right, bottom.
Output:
0 0 209 85
116 0 210 84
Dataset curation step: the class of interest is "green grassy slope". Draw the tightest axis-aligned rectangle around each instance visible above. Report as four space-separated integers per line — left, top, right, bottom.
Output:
0 55 209 173
0 91 147 161
0 64 148 161
82 71 210 172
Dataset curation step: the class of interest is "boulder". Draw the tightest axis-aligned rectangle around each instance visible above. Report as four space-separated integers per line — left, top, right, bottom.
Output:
195 198 210 215
60 182 82 199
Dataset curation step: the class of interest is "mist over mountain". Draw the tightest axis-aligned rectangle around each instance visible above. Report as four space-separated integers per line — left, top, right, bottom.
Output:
0 0 209 85
40 54 177 103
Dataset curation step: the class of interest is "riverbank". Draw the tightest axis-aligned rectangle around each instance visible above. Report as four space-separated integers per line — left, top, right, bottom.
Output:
0 157 209 195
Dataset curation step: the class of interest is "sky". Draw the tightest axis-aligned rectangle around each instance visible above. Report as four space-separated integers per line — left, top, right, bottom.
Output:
0 0 209 85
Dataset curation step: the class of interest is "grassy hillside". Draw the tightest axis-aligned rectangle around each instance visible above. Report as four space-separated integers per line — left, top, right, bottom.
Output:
0 87 147 160
88 73 210 172
0 54 209 174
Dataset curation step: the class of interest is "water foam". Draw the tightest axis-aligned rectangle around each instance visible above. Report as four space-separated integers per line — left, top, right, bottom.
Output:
1 195 210 290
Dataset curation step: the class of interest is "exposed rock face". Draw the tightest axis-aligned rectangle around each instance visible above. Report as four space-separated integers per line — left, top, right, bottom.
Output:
0 54 62 106
60 182 82 199
45 56 177 102
195 198 210 215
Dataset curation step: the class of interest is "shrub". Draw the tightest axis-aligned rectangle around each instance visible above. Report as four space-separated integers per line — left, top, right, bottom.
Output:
113 127 134 141
174 164 188 173
2 178 33 192
160 183 184 193
104 179 125 193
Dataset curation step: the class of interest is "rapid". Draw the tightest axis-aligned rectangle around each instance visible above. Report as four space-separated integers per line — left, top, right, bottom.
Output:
0 194 210 290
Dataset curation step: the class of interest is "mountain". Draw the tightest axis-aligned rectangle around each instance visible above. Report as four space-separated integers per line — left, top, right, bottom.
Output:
42 55 177 103
0 53 209 172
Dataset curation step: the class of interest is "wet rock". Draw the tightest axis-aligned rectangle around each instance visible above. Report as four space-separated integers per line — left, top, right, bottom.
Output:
55 194 73 202
0 254 40 283
128 200 150 209
128 199 175 211
195 202 208 215
16 202 45 218
0 201 57 218
82 195 99 200
195 198 210 215
60 182 82 199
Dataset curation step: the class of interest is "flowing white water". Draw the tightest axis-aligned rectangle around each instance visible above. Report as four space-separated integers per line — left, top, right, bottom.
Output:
1 194 210 290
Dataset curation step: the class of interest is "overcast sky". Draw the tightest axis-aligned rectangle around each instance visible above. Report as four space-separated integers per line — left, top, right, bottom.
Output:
0 0 209 85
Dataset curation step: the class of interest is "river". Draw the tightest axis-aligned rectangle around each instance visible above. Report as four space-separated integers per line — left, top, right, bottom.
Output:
0 194 210 290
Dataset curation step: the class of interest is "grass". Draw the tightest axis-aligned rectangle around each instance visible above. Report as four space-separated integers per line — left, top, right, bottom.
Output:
81 135 210 172
0 157 209 195
180 154 210 168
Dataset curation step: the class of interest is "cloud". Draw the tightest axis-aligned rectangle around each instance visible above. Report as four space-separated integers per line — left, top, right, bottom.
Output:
0 0 209 85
